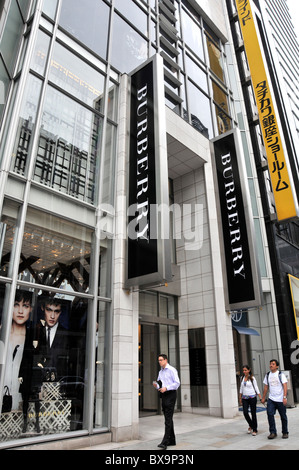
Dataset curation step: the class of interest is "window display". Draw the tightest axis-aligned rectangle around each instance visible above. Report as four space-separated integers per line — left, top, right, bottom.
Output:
0 288 89 441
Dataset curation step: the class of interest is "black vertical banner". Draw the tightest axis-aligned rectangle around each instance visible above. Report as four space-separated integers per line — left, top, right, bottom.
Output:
213 132 255 306
127 60 158 282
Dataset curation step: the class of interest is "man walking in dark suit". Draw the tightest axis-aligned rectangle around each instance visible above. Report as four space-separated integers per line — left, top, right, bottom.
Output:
153 354 180 450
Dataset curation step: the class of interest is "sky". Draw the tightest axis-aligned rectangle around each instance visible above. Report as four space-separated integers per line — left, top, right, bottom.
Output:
287 0 299 38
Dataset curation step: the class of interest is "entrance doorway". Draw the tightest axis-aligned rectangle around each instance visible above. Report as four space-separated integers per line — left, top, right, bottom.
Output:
138 291 180 416
139 324 160 416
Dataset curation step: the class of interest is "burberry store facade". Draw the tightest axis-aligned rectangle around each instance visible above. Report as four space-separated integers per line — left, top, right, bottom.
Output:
0 0 284 448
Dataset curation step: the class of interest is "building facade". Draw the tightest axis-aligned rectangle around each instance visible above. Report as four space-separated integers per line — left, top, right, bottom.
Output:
0 0 297 449
227 0 299 403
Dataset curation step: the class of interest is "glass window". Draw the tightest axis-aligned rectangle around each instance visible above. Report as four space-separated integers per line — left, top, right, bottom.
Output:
106 81 118 122
110 13 148 73
254 219 267 277
11 74 43 175
159 295 177 320
139 292 158 317
0 0 24 75
159 324 179 386
211 81 231 135
18 0 31 20
59 0 110 60
181 9 204 62
33 85 102 204
206 35 224 82
114 0 147 36
94 301 110 429
101 123 117 206
0 57 10 120
188 81 213 138
49 42 105 111
30 30 51 76
18 207 94 294
42 0 58 19
0 286 90 439
185 54 208 93
0 200 21 278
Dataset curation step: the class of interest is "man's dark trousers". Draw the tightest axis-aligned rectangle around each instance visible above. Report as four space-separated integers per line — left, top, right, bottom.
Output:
161 390 177 445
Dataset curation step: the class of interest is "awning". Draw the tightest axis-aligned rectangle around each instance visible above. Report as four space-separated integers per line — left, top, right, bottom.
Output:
233 326 260 336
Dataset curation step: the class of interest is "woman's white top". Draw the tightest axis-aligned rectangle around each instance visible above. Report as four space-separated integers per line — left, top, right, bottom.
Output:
240 376 260 397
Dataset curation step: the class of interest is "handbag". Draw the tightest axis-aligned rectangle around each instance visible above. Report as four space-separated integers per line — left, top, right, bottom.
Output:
2 386 12 413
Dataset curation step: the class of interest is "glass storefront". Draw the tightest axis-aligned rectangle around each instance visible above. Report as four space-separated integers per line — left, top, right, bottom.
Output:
0 198 111 441
0 0 115 443
0 0 237 446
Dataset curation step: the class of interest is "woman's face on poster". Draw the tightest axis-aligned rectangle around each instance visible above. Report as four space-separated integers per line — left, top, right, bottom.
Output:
12 299 32 325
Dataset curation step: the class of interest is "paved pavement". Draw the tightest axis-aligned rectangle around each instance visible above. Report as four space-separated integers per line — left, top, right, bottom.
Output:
79 404 299 451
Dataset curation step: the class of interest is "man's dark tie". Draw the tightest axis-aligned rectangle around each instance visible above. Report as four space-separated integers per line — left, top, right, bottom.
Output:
47 327 51 351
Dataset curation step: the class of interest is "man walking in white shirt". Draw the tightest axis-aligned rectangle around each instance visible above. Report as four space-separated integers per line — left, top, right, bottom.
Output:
261 359 288 439
153 354 180 450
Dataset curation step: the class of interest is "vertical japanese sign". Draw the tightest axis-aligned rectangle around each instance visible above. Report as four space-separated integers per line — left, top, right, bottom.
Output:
126 56 171 288
236 0 298 221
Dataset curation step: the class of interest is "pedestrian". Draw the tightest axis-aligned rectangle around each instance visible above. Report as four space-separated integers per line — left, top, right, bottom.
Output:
261 359 288 439
239 364 262 436
153 354 180 450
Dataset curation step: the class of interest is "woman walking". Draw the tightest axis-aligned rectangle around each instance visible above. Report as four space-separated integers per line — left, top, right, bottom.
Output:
239 365 262 436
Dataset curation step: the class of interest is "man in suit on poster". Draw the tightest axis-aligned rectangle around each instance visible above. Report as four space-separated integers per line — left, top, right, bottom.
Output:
41 297 69 380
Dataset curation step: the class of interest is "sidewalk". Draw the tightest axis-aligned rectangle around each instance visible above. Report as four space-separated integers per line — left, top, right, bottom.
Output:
79 405 299 451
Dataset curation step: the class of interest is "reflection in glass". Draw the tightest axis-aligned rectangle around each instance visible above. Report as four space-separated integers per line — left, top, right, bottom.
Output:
0 199 21 278
181 9 204 61
30 30 51 76
1 0 24 75
0 56 10 121
42 0 58 19
17 208 93 293
49 42 105 111
33 86 102 204
160 295 176 320
211 81 231 135
110 13 148 73
206 35 224 82
94 301 110 428
11 74 42 175
114 0 147 36
139 292 158 317
101 123 117 206
188 81 213 138
59 0 110 60
107 81 118 122
185 55 208 93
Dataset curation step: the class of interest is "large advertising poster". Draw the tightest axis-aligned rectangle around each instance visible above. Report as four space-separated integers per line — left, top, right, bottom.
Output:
211 129 261 310
126 55 171 288
288 274 299 340
0 289 87 441
236 0 298 222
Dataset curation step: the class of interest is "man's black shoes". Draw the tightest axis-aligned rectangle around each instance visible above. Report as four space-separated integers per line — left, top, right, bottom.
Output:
157 443 167 449
157 441 176 449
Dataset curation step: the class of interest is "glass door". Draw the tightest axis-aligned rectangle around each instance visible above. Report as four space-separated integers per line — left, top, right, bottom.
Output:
139 324 160 416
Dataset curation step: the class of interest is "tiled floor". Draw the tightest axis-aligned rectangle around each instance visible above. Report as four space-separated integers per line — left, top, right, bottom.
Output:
79 404 299 451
